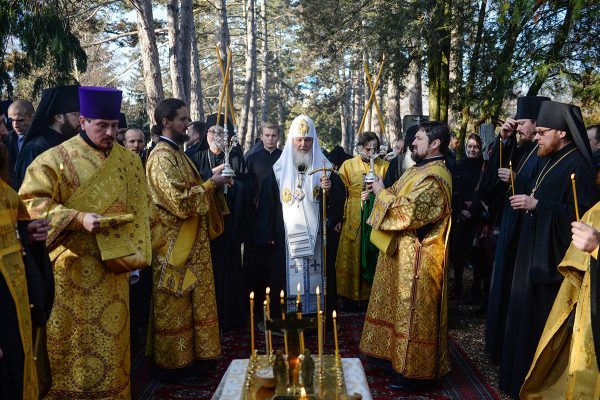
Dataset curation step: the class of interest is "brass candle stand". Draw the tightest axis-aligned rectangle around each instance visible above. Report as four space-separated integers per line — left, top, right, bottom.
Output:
241 311 348 400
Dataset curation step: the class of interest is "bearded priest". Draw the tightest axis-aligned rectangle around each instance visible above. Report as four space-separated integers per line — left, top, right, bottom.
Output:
255 115 344 320
19 86 160 399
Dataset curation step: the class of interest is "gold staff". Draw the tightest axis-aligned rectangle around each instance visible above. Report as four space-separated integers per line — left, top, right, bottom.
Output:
216 47 232 126
357 56 385 135
364 61 386 136
308 160 338 343
215 47 237 126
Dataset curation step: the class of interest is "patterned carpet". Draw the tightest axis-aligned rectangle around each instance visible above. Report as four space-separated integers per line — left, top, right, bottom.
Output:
132 311 500 399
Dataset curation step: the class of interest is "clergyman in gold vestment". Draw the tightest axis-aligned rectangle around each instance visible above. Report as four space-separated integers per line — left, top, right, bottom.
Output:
0 175 38 400
336 132 389 302
146 99 228 377
360 122 452 388
20 87 157 400
521 201 600 399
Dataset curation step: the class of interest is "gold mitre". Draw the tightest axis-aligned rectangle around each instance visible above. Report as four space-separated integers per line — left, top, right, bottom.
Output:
290 115 315 139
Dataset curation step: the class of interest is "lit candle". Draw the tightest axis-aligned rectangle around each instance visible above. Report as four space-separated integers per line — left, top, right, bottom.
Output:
316 286 322 359
266 287 272 354
280 290 289 355
333 310 339 359
250 292 255 355
300 387 307 399
571 173 580 221
296 282 301 308
263 300 268 355
509 161 515 197
297 299 305 353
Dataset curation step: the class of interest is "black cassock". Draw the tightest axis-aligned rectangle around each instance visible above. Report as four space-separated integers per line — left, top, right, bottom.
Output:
484 138 541 361
14 128 67 189
188 146 247 331
243 147 282 301
499 142 599 398
1 221 53 400
255 170 344 324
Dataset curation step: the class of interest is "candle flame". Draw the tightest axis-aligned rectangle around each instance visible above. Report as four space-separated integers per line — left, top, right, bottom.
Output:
280 290 284 298
316 286 320 295
297 282 301 293
509 160 512 167
263 300 267 306
571 173 575 180
300 387 307 397
266 287 270 295
333 310 337 318
250 291 254 300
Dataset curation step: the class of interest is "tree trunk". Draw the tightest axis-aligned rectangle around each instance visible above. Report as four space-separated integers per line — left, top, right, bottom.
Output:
339 65 350 152
259 0 269 123
386 78 401 144
240 0 257 150
179 0 193 103
352 63 363 141
215 0 232 118
403 57 423 116
133 0 164 125
189 11 204 122
460 0 487 136
427 0 451 121
167 0 185 101
247 68 258 150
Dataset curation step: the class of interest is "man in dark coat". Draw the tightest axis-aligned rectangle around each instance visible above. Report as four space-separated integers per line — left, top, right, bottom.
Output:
244 122 283 301
188 113 248 331
499 101 599 398
13 85 80 189
484 96 550 360
5 100 35 186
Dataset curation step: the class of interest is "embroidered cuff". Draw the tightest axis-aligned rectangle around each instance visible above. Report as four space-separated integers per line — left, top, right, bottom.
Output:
366 189 396 229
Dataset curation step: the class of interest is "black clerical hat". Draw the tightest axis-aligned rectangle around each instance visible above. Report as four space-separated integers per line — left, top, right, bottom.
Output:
514 96 551 120
404 124 420 152
537 101 593 167
327 145 352 168
118 112 128 129
25 84 80 144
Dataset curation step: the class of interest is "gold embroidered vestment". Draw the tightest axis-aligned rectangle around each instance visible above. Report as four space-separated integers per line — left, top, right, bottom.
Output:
521 202 600 399
359 160 452 379
145 141 222 369
335 155 389 301
0 178 38 400
19 136 157 400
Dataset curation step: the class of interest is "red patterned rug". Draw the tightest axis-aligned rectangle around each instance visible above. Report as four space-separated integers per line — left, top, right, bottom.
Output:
132 311 500 399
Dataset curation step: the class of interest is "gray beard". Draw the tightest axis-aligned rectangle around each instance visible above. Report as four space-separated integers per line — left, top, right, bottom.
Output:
293 150 312 170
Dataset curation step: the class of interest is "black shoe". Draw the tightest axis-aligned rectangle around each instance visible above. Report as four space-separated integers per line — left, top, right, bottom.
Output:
389 380 422 391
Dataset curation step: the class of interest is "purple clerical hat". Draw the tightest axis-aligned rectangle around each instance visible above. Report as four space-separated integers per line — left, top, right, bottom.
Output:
79 86 122 120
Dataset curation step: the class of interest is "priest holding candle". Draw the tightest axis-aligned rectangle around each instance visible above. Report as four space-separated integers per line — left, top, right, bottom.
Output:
484 96 550 361
499 101 599 398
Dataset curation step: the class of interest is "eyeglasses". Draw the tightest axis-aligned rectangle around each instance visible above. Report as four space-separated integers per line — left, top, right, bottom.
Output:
535 127 554 136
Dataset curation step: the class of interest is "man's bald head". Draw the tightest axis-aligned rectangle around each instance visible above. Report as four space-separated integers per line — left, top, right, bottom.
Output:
124 128 145 154
8 100 35 135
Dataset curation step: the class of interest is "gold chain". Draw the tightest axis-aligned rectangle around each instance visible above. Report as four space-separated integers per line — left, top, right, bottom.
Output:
531 148 576 196
516 144 538 175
